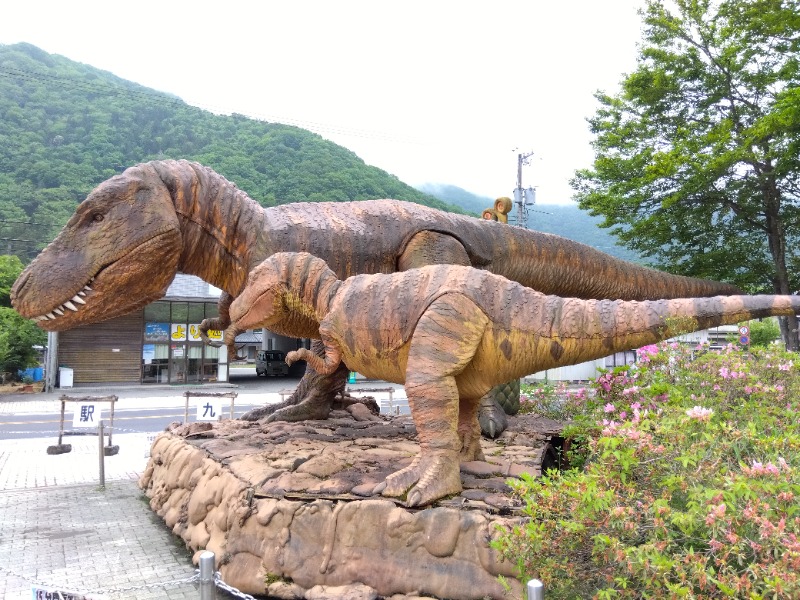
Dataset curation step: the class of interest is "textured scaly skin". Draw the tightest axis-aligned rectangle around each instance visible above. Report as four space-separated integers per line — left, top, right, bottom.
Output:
225 252 800 506
11 160 742 425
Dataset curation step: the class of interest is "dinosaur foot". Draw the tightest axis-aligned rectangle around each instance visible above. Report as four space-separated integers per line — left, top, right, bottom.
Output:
240 403 283 422
459 430 485 462
240 397 332 422
373 449 462 507
478 397 508 439
240 393 378 422
263 396 334 423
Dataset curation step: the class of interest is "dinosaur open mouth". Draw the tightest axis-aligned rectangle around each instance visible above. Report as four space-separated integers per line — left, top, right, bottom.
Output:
31 275 98 324
16 229 181 330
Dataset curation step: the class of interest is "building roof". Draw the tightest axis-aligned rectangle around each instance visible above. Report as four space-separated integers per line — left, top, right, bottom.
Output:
164 274 222 300
234 331 262 344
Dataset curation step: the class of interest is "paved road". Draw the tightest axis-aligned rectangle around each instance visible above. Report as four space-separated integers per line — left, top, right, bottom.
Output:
0 371 407 439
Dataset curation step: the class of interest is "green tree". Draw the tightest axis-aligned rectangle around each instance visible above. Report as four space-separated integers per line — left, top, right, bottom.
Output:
572 0 800 350
0 254 24 307
0 255 45 380
0 307 45 380
728 317 781 347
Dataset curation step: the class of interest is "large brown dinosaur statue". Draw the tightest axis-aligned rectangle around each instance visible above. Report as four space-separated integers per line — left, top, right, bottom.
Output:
223 251 800 506
11 160 741 426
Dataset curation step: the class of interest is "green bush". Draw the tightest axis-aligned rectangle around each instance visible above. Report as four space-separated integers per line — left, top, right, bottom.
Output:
0 307 45 381
494 342 800 599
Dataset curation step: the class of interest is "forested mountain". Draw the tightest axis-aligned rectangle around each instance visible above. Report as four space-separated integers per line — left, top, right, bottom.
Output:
419 183 643 263
0 43 462 261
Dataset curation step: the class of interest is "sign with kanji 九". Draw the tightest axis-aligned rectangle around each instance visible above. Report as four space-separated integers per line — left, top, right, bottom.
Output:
197 399 222 421
72 403 102 427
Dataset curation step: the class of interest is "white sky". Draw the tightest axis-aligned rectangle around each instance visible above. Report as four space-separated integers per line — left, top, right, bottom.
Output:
0 1 645 204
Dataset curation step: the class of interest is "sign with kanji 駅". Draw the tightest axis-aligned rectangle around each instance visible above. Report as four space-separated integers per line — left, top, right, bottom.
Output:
72 403 102 427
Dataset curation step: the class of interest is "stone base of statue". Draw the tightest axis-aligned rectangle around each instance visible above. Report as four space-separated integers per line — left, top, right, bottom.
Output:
139 407 563 600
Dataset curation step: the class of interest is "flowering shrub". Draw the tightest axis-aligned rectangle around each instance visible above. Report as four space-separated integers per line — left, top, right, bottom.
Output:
494 343 800 599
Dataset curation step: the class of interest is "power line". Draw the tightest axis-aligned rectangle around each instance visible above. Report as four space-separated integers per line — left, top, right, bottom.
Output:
0 220 48 226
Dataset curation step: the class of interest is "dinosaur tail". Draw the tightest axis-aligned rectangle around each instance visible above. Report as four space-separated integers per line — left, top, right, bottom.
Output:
544 294 798 368
490 226 742 300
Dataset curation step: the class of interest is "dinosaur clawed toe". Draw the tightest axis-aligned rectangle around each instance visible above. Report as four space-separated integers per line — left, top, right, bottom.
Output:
477 397 508 439
375 450 462 507
263 397 334 423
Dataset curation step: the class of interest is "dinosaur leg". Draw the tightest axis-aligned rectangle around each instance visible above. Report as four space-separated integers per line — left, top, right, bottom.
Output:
241 340 346 421
398 230 516 440
376 293 489 507
459 397 485 462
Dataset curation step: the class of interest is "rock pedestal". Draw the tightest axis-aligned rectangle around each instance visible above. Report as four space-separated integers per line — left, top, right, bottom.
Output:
139 410 562 600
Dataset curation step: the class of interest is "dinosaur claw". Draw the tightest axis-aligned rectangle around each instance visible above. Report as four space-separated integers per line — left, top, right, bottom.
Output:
372 481 386 495
487 421 496 439
407 490 422 507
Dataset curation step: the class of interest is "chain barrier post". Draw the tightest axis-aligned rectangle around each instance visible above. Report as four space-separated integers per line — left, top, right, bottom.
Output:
98 420 105 488
199 550 216 600
527 579 544 600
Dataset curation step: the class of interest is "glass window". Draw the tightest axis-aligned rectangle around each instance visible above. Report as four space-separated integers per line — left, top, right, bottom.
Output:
188 302 205 323
205 302 219 319
171 302 188 324
144 301 170 322
141 343 170 383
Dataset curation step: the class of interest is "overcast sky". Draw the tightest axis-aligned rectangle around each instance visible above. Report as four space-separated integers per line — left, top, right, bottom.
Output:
0 1 645 205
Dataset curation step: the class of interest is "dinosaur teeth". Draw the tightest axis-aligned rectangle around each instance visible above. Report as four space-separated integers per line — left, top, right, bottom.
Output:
53 308 64 316
78 291 86 297
64 301 78 312
84 285 92 291
71 295 86 305
46 312 56 320
34 315 48 322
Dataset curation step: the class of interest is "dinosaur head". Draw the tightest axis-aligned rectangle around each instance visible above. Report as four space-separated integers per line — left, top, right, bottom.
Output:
11 162 182 331
229 252 337 339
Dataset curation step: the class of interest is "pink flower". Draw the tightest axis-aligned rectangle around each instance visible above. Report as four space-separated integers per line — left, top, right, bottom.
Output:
686 406 713 421
705 503 726 526
719 367 730 379
604 403 615 413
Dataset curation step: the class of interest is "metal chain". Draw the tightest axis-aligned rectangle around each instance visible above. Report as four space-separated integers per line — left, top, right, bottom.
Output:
213 572 261 600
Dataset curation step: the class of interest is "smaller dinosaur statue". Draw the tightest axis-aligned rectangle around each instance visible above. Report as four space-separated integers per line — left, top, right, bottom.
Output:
221 252 800 507
480 196 513 222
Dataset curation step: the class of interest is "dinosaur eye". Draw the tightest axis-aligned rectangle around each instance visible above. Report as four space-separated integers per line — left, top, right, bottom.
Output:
92 213 104 222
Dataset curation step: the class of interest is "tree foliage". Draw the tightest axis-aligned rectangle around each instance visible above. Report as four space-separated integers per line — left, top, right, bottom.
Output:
572 0 800 347
0 42 461 262
0 254 23 307
0 255 45 379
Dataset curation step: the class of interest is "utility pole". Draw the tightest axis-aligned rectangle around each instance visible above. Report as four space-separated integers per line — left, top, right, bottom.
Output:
512 151 537 229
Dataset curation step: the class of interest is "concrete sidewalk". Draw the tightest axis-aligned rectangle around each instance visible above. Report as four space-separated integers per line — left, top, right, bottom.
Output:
0 429 234 600
0 386 249 600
